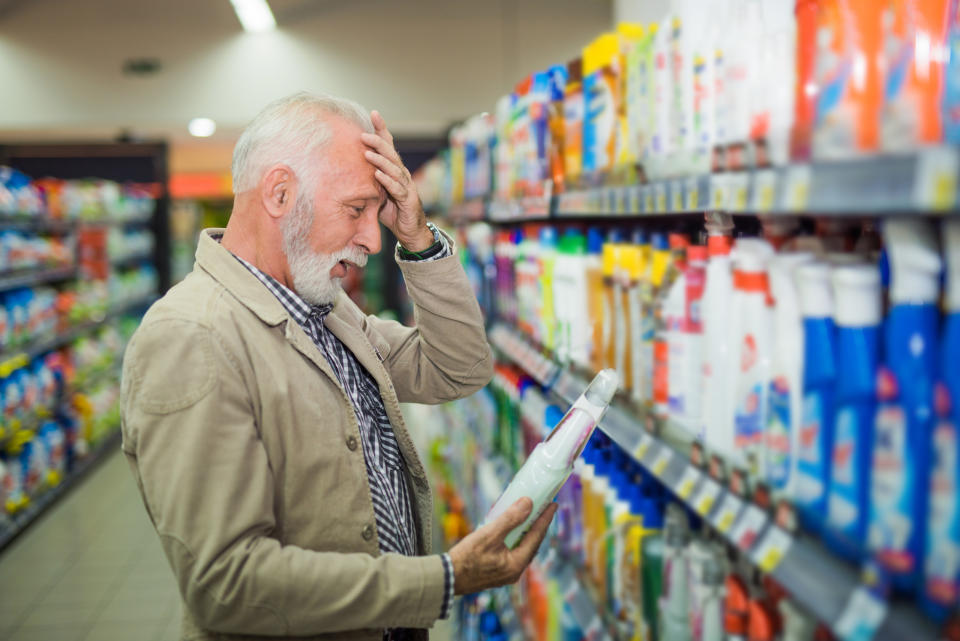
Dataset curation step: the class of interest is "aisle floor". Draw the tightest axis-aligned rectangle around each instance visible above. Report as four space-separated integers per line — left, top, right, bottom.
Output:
0 447 455 641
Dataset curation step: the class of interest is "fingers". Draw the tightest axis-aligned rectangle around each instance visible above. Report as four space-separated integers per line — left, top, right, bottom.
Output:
486 497 534 542
370 110 394 145
361 131 403 166
512 502 557 564
374 169 409 202
364 150 405 183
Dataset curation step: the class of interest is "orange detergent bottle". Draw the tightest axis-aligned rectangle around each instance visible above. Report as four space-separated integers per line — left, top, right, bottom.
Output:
881 0 951 150
812 0 884 158
792 0 822 161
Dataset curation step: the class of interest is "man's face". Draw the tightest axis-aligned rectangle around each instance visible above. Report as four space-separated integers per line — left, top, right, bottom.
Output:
281 117 386 306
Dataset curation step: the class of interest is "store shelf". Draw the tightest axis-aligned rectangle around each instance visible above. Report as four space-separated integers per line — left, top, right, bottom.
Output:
0 265 76 292
0 216 77 234
0 428 121 552
487 323 941 641
110 251 153 269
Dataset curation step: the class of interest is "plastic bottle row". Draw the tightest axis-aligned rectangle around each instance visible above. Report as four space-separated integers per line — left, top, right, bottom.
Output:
0 166 156 222
457 214 960 622
0 231 74 275
416 0 960 211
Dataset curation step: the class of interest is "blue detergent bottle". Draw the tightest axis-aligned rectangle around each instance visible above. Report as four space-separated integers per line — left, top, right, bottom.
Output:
823 264 882 562
922 220 960 620
868 218 942 593
794 262 837 534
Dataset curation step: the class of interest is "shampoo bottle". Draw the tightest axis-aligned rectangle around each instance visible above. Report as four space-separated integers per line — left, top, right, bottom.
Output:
824 264 882 562
701 216 735 452
485 369 619 548
868 218 942 591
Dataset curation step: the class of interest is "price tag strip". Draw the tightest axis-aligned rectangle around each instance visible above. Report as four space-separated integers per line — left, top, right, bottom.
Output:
751 169 779 212
749 524 794 573
655 184 668 213
710 175 727 210
729 172 751 211
649 446 674 479
710 492 745 534
729 503 769 551
914 145 959 211
633 432 654 462
640 440 664 469
671 181 685 212
833 587 889 641
644 186 655 213
781 164 812 211
690 477 723 518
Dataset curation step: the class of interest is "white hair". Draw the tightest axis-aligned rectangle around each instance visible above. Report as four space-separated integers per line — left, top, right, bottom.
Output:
231 91 374 194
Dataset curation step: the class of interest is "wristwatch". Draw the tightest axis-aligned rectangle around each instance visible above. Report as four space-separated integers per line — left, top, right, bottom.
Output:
397 222 443 260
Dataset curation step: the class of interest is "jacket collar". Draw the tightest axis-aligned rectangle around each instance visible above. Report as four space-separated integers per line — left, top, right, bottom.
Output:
194 228 290 327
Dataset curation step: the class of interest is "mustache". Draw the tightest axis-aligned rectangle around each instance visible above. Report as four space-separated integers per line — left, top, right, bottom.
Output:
329 246 368 269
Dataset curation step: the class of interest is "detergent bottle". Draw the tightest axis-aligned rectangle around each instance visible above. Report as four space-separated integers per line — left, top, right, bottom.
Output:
645 233 671 406
586 228 606 372
765 251 815 499
627 232 649 406
680 244 708 432
922 219 960 619
824 263 882 562
660 504 693 641
486 369 619 548
729 238 775 477
655 233 689 416
794 262 837 533
701 214 736 452
869 218 942 592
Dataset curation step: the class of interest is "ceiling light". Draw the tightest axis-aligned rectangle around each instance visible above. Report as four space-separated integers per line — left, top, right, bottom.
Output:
188 118 217 138
229 0 276 33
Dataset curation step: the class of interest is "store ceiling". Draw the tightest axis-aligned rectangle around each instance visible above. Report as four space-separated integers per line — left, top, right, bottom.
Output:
0 0 611 173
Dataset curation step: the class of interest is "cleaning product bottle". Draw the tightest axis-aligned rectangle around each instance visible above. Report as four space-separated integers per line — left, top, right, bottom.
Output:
794 262 837 533
660 504 693 641
655 233 689 417
602 240 620 372
697 548 726 641
665 236 694 427
944 0 960 143
791 0 821 161
824 263 882 562
615 243 635 392
701 214 736 452
729 238 775 477
628 232 649 407
923 219 960 619
485 369 619 547
724 570 750 641
586 228 606 372
681 244 708 433
765 251 815 499
869 218 942 591
645 233 671 406
880 0 951 151
539 226 559 352
552 231 583 366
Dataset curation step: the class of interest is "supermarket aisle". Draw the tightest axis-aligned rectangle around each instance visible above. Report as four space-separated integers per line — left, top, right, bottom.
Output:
0 448 180 641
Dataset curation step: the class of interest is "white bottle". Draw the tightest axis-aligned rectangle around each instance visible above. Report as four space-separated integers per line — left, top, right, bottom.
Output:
660 505 693 641
728 238 775 476
666 257 690 427
701 218 736 454
765 251 814 499
485 369 619 548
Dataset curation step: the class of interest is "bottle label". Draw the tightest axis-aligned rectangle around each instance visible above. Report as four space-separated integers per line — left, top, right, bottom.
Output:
796 391 826 505
924 382 959 604
827 405 861 531
765 376 792 489
628 289 644 402
667 327 686 415
734 335 763 452
653 340 669 405
868 386 914 571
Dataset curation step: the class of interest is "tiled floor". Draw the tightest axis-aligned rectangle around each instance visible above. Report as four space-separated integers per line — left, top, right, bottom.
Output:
0 447 455 641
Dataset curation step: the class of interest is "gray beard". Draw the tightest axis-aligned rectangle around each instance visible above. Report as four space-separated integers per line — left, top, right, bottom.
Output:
281 196 367 306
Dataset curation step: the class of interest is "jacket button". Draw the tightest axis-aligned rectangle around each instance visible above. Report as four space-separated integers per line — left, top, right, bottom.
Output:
362 524 375 541
346 435 358 451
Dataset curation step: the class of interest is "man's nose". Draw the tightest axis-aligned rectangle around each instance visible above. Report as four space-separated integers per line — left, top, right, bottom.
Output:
355 208 381 255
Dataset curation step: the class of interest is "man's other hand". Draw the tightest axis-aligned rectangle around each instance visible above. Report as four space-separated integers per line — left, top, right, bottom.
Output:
447 497 558 596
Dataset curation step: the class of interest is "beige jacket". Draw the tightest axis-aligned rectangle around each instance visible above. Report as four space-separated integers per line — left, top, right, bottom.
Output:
120 229 493 641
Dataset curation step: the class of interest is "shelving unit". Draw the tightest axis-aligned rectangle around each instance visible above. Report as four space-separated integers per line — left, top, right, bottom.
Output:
487 323 940 641
0 266 78 292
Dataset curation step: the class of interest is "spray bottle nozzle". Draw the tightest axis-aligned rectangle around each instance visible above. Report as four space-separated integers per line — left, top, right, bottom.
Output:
584 368 619 406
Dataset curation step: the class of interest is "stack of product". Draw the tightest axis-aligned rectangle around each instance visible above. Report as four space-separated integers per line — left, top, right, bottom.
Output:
416 0 960 210
0 165 157 542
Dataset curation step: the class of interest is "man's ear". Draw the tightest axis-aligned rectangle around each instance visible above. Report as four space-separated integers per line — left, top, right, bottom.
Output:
260 164 296 220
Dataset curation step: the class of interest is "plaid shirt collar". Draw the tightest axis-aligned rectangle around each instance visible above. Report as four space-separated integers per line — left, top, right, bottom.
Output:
231 254 333 328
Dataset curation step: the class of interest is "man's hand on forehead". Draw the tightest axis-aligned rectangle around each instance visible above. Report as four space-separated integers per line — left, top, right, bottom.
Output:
362 111 434 253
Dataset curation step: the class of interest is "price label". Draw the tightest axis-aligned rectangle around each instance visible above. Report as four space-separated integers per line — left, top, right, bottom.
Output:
685 177 700 210
655 184 667 212
833 587 888 641
710 493 744 533
915 145 960 211
711 176 727 209
672 182 685 211
691 478 723 517
633 433 654 461
752 169 778 212
651 447 674 477
675 466 703 500
729 504 769 551
782 164 811 211
730 173 750 211
750 525 794 573
644 188 655 212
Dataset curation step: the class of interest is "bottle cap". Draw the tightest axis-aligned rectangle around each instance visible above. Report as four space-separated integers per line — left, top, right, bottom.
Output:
732 238 774 272
622 246 643 279
687 245 708 263
602 244 618 277
883 218 942 304
631 228 648 245
587 227 604 255
708 234 732 256
539 226 558 248
651 232 668 250
796 261 833 317
832 264 882 327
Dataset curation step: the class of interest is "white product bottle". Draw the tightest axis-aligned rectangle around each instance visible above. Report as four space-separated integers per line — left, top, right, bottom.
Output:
660 505 693 641
765 251 815 499
728 238 775 476
485 369 619 548
701 219 735 453
666 258 690 427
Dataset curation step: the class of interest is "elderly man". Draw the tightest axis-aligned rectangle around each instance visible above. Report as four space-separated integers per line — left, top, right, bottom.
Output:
120 92 555 641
